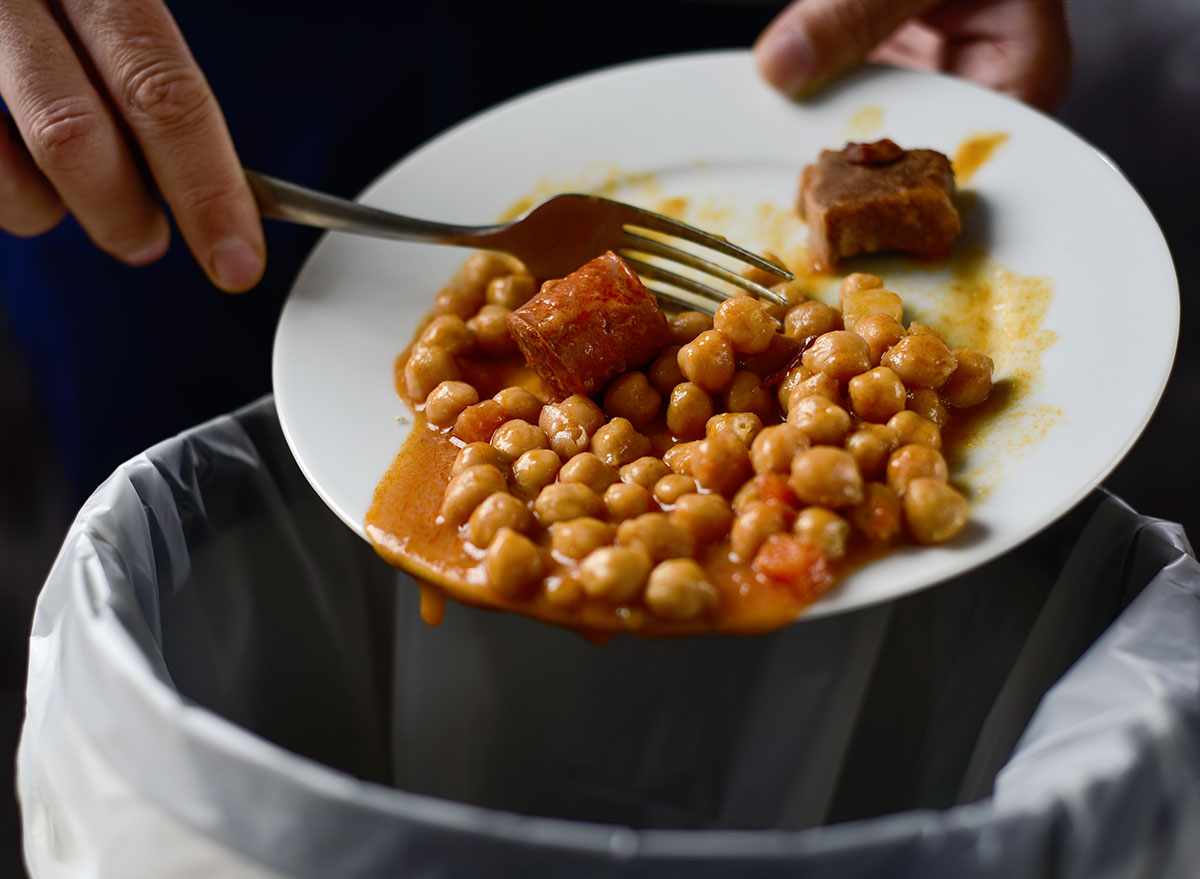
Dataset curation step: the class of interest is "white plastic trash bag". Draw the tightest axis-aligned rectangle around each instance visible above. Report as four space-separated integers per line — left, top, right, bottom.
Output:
17 398 1200 878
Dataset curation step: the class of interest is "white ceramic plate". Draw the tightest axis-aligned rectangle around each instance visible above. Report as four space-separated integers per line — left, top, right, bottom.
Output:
273 51 1178 621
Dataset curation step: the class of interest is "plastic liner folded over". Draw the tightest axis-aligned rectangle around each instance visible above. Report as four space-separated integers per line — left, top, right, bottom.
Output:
17 398 1200 878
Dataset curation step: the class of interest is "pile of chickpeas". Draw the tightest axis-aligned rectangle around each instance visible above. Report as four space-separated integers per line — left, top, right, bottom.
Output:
400 251 994 624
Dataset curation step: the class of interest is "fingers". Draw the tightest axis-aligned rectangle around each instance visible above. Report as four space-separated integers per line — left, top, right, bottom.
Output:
755 0 1073 112
755 0 942 96
58 0 264 290
0 110 66 237
0 0 169 262
924 0 1072 111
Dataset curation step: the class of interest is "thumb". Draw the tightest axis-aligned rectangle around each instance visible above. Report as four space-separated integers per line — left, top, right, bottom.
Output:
755 0 942 96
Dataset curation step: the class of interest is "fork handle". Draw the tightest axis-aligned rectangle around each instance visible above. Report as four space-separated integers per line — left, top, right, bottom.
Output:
246 170 500 246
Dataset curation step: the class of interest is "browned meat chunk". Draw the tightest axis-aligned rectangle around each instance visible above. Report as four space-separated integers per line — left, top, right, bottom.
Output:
507 251 669 398
799 140 961 271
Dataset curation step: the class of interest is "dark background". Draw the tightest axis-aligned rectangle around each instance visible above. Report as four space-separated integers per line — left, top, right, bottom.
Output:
1 0 1196 873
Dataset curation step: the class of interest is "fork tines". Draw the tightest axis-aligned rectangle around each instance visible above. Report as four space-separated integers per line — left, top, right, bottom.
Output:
607 201 794 311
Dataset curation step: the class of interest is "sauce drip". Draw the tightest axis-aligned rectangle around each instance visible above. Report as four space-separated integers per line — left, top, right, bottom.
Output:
418 582 446 626
953 133 1010 184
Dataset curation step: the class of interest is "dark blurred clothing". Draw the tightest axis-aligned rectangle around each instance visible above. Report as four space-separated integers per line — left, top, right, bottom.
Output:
0 0 774 503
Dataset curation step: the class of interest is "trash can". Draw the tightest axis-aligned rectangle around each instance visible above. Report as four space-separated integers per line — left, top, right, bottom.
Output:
17 398 1200 878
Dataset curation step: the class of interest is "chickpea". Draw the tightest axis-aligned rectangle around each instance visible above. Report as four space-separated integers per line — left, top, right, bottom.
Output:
801 331 871 383
793 507 850 559
839 272 883 295
750 423 809 475
424 381 479 427
485 527 544 597
603 372 662 425
539 395 605 459
848 366 906 423
849 482 903 542
743 251 788 288
731 501 790 560
616 512 694 562
543 573 583 609
745 334 804 377
668 310 714 345
620 456 671 489
467 305 517 355
465 492 532 548
550 517 615 561
714 296 779 355
404 344 460 401
677 330 736 393
433 283 485 319
855 314 907 367
653 474 698 506
452 442 509 477
881 334 958 389
510 448 561 499
789 447 864 508
761 300 788 323
907 321 941 338
786 371 842 412
845 424 898 481
441 464 507 525
491 419 549 461
691 432 753 496
418 314 475 355
886 444 949 496
776 364 809 413
840 287 903 333
663 440 700 475
722 371 774 421
667 382 714 439
887 410 942 451
787 395 852 445
732 478 761 514
559 452 619 493
493 386 542 423
644 559 718 620
578 546 651 603
670 493 733 542
705 411 763 446
942 349 995 408
906 388 948 427
459 251 513 296
603 482 653 521
591 418 652 467
533 482 604 526
485 273 536 310
903 478 970 544
770 279 809 309
453 399 509 444
648 345 685 396
784 300 841 340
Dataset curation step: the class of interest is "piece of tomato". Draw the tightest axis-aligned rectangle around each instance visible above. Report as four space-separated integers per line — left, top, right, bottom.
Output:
757 473 797 508
752 534 833 601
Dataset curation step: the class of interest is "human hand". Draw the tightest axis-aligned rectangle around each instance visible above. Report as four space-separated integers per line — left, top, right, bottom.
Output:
0 0 264 291
755 0 1072 112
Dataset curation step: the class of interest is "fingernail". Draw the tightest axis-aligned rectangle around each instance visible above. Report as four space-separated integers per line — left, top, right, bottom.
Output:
124 236 169 267
211 237 263 291
756 26 818 95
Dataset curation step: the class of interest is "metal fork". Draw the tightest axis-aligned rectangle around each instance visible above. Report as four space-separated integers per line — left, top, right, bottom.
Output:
247 171 793 309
